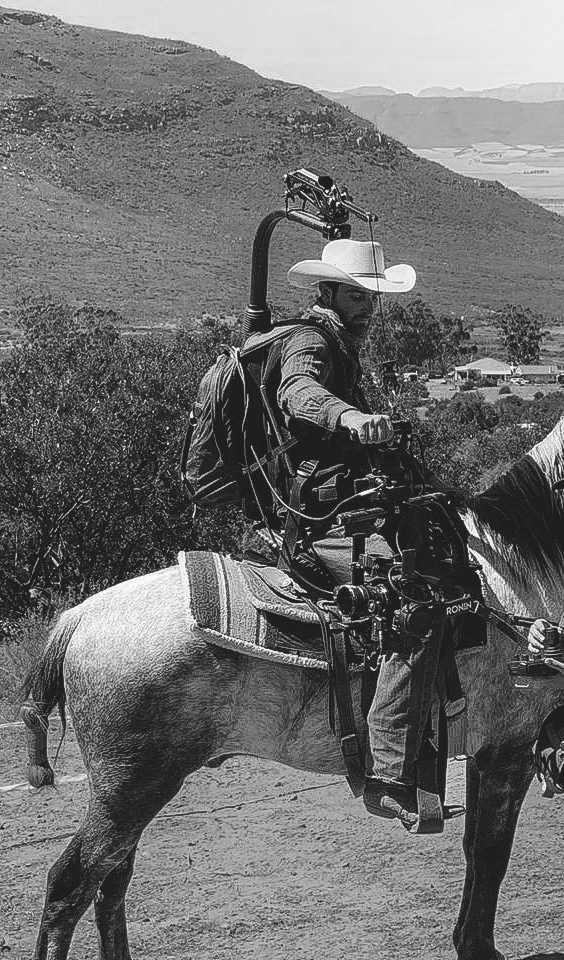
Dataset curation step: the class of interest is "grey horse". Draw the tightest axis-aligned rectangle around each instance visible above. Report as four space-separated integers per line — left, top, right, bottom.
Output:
23 417 564 960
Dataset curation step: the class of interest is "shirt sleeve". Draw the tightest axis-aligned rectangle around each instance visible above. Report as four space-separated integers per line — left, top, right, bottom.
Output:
277 327 357 433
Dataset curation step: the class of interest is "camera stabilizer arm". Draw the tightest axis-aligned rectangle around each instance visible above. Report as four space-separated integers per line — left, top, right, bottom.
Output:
243 168 377 340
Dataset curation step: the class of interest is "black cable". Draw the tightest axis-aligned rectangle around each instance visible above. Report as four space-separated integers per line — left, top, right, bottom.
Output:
236 350 280 553
368 217 388 359
249 444 390 524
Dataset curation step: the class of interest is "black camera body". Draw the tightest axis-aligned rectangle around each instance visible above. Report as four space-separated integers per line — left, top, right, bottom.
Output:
332 487 482 659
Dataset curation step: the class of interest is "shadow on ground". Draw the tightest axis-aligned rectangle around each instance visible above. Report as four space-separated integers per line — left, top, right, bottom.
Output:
518 954 564 959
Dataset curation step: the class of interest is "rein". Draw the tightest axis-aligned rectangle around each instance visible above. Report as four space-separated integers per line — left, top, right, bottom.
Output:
470 601 548 649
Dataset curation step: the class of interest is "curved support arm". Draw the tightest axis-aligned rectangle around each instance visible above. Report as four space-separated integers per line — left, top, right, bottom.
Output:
243 208 352 341
243 209 287 341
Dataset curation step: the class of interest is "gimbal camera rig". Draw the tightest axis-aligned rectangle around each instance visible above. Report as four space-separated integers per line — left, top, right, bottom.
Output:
241 168 564 692
242 168 486 658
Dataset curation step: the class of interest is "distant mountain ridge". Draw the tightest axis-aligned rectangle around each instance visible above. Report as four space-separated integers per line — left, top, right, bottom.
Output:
418 83 564 102
323 91 564 147
322 82 564 103
321 85 396 98
1 6 564 326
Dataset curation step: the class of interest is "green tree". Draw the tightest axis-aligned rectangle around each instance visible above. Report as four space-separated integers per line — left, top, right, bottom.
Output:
493 303 549 364
418 393 500 493
436 313 478 375
364 297 476 377
0 295 245 618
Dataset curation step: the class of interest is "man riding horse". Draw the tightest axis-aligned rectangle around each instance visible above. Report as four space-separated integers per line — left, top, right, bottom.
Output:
269 236 436 824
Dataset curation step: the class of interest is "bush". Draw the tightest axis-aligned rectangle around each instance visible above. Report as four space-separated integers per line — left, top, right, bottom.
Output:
0 295 246 620
2 294 562 626
499 384 511 395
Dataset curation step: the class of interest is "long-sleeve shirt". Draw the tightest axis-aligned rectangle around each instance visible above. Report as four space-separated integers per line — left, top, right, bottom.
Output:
278 324 362 431
275 321 370 469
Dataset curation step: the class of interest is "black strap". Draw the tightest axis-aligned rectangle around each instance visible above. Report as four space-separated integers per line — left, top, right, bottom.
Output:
305 599 336 733
279 459 318 570
179 408 198 485
241 436 298 476
436 640 465 708
414 718 445 835
330 628 365 798
303 599 364 797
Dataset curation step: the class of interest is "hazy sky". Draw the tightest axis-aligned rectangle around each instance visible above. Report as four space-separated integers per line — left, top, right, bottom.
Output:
7 0 564 93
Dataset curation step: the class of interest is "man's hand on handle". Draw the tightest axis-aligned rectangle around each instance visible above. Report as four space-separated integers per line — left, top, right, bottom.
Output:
527 618 549 655
527 618 564 680
339 410 394 444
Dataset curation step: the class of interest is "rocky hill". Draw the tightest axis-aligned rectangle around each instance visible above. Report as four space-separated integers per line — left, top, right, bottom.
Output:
2 6 564 330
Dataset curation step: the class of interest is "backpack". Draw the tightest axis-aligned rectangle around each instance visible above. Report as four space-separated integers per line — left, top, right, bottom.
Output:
180 322 330 518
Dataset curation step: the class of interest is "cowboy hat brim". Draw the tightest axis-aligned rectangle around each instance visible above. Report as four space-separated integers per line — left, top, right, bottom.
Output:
287 260 416 293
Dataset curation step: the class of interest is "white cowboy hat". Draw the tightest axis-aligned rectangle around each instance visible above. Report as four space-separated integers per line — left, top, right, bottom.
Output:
287 238 416 293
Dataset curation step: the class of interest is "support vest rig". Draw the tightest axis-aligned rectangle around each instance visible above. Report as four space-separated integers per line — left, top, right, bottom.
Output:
230 169 564 685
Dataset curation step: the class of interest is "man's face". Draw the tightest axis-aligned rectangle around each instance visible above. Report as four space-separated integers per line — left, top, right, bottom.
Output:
330 283 374 337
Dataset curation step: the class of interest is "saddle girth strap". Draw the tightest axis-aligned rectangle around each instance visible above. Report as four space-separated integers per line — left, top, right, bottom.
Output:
330 628 365 798
413 710 446 835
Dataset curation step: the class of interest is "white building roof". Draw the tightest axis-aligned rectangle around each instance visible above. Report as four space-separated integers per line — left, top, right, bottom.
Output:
455 357 513 374
514 364 557 375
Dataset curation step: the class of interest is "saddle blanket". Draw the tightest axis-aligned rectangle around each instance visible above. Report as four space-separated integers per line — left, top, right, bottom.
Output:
178 550 329 670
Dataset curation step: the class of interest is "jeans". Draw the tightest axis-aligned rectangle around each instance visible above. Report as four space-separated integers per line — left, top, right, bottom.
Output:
313 529 442 786
366 629 443 784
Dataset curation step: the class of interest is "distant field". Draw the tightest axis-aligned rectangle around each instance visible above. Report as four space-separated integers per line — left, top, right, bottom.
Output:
426 378 564 403
414 143 564 216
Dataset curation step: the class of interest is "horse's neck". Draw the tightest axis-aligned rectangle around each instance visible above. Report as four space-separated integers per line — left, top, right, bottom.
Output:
463 417 564 620
465 510 564 621
461 509 564 752
530 417 564 485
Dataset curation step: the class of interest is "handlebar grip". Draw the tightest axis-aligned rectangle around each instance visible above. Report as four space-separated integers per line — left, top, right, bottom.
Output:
348 428 393 445
346 419 412 444
391 419 412 438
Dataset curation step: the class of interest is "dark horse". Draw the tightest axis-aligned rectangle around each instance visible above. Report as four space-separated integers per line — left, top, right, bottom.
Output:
23 417 564 960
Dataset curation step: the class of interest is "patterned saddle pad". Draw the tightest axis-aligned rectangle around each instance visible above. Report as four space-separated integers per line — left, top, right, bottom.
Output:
178 551 328 668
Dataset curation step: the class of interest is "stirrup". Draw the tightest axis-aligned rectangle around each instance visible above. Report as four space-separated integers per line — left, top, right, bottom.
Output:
411 785 444 834
409 802 465 835
364 789 418 829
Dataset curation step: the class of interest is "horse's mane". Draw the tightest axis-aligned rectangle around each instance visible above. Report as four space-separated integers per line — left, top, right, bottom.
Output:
470 419 564 580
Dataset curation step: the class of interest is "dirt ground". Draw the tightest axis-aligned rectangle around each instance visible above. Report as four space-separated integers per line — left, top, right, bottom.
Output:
2 712 564 960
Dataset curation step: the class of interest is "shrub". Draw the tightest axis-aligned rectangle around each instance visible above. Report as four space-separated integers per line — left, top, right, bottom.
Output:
0 295 246 620
499 384 511 395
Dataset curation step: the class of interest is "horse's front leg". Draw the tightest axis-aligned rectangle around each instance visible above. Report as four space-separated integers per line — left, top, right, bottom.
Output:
454 745 534 960
453 758 480 953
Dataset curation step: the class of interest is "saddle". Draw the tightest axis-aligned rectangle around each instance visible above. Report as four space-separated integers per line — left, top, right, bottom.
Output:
179 547 475 831
179 550 328 665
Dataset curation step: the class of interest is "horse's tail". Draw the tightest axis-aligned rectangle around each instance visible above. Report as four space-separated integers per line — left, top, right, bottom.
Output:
21 609 80 788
